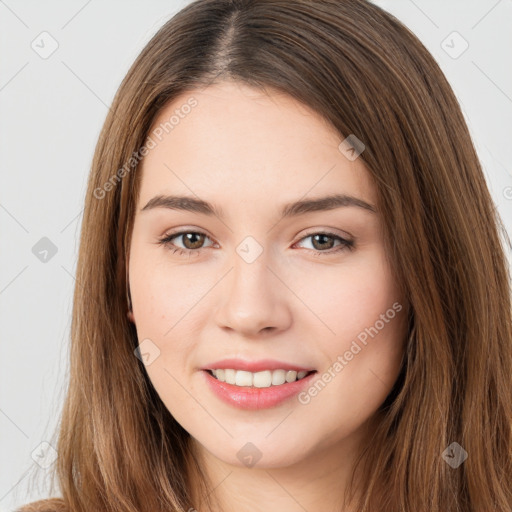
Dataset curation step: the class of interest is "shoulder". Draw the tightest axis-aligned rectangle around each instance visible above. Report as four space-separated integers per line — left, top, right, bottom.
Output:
15 498 68 512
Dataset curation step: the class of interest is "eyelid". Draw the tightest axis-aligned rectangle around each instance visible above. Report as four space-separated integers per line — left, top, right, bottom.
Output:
160 225 215 239
297 226 353 241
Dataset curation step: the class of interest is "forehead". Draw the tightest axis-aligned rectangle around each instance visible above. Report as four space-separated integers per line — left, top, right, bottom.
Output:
137 80 376 210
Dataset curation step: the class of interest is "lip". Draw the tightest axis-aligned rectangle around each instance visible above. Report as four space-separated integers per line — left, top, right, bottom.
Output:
201 358 316 373
202 369 317 410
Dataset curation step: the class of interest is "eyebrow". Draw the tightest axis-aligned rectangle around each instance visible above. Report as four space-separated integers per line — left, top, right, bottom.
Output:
140 193 377 219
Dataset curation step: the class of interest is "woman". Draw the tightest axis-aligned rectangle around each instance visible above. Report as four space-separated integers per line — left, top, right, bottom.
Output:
19 0 512 510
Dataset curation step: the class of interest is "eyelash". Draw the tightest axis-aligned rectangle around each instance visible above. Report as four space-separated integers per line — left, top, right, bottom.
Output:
156 230 354 257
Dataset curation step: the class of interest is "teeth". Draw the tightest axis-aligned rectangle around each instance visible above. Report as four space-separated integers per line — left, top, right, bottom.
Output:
210 369 311 387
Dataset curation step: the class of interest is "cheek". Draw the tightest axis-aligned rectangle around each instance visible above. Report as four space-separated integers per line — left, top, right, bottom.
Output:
129 245 207 332
128 244 199 379
294 249 403 345
297 248 406 400
128 250 205 410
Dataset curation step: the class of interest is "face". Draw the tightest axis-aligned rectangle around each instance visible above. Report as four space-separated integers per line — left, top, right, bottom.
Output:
128 80 408 470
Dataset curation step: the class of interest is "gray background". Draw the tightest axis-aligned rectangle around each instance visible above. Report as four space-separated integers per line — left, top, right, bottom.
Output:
1 1 511 510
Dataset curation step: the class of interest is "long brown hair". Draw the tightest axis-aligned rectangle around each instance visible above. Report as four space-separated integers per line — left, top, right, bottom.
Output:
18 0 512 510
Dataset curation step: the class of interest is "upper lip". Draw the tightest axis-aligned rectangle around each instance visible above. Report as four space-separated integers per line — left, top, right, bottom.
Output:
201 358 316 373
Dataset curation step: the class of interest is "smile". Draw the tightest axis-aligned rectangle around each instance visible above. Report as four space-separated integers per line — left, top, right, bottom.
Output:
202 369 318 410
207 368 313 388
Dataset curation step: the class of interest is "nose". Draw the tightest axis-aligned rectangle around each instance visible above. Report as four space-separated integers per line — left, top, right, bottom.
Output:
213 249 292 337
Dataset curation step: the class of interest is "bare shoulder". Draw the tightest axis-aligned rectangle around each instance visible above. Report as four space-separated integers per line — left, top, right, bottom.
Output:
15 498 68 512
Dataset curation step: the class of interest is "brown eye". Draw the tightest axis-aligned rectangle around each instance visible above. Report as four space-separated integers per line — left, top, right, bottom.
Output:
295 231 354 255
157 230 215 254
310 233 336 250
181 232 206 250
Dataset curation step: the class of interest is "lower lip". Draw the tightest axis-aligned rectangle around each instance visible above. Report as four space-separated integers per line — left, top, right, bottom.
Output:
202 370 317 410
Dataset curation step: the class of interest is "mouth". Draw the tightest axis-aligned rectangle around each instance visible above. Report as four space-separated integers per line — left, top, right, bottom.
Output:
205 368 316 388
202 368 318 410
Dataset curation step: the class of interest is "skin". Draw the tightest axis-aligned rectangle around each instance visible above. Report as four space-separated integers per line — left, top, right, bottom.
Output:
127 80 408 512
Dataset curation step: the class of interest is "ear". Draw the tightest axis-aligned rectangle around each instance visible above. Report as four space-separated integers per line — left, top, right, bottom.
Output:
127 310 135 323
